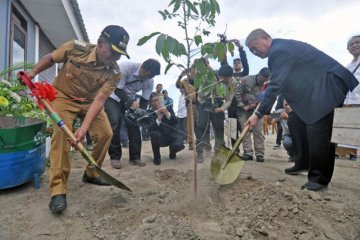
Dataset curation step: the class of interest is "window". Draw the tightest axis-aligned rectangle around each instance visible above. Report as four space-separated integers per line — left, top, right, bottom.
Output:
9 6 27 78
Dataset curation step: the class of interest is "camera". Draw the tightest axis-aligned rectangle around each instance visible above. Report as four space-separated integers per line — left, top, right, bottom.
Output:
201 97 223 112
217 33 227 43
202 98 214 112
124 108 151 127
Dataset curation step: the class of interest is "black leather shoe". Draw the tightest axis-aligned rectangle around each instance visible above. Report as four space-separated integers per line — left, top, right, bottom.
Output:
173 144 185 153
285 166 307 175
169 152 176 160
49 194 67 214
170 144 185 159
153 158 161 165
256 155 265 162
301 181 328 191
82 172 111 186
241 154 253 161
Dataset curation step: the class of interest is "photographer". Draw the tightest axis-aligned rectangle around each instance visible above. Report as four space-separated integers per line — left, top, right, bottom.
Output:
196 64 237 162
105 59 161 169
147 92 185 165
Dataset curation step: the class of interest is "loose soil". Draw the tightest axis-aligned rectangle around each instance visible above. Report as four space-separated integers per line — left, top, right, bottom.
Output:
1 134 360 240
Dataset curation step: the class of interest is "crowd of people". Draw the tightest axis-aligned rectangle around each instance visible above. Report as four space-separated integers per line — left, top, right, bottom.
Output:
21 24 359 213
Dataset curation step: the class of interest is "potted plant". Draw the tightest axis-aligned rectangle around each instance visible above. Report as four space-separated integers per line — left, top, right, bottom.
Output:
0 63 50 189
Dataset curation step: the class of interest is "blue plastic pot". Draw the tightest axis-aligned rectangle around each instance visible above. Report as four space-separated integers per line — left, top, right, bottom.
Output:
0 116 46 189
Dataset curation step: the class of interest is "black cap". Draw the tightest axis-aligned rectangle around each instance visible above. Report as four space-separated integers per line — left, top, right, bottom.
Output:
162 90 167 94
101 25 130 59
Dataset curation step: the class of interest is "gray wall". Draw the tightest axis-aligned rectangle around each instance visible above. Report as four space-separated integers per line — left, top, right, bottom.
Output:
38 30 56 83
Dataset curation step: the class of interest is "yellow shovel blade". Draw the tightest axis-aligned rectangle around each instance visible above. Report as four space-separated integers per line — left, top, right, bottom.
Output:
210 145 245 185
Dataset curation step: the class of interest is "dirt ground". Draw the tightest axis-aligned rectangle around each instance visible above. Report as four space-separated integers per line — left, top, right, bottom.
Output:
1 133 360 240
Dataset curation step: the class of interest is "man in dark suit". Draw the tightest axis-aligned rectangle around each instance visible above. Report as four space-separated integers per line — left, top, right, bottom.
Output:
147 92 185 165
245 29 358 191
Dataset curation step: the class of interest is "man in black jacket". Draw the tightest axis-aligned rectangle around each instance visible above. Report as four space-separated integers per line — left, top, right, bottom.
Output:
147 92 185 165
245 28 358 191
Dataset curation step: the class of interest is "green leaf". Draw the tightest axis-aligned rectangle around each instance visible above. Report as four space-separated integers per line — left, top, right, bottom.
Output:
175 43 187 56
201 43 214 55
173 0 181 12
158 11 167 20
202 30 210 36
165 63 174 74
203 1 210 17
137 32 161 46
216 84 223 97
168 0 177 7
214 0 220 14
227 42 235 57
209 0 216 16
167 36 177 52
155 34 167 55
194 74 202 89
199 1 205 16
213 42 226 61
194 35 202 46
185 0 199 15
161 39 170 61
176 64 186 70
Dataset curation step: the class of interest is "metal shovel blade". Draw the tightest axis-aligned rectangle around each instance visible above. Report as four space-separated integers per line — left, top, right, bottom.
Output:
93 164 132 191
80 147 132 192
210 145 245 185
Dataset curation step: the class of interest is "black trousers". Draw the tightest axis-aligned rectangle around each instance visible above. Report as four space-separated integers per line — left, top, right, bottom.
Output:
291 111 335 185
104 98 142 161
177 117 187 143
195 104 225 155
276 122 283 145
287 112 309 169
150 130 183 160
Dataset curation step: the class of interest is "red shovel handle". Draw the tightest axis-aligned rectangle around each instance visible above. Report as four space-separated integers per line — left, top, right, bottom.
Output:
18 71 36 90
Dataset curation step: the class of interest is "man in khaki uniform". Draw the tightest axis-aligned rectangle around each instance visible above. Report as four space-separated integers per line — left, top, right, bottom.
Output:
235 68 271 162
21 25 130 214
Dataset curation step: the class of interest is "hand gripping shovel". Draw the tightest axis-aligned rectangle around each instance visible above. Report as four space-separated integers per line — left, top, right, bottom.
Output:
210 124 249 185
18 71 131 192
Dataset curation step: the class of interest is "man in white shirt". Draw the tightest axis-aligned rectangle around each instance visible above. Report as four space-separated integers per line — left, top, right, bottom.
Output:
177 88 187 143
105 59 161 169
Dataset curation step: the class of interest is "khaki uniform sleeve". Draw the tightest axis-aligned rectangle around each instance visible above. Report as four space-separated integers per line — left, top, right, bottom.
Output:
51 40 75 63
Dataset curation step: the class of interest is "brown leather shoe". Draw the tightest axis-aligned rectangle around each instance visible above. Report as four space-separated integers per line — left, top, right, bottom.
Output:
110 160 122 169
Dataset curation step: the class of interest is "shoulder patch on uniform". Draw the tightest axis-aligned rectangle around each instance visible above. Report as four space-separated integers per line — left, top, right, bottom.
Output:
74 40 89 51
